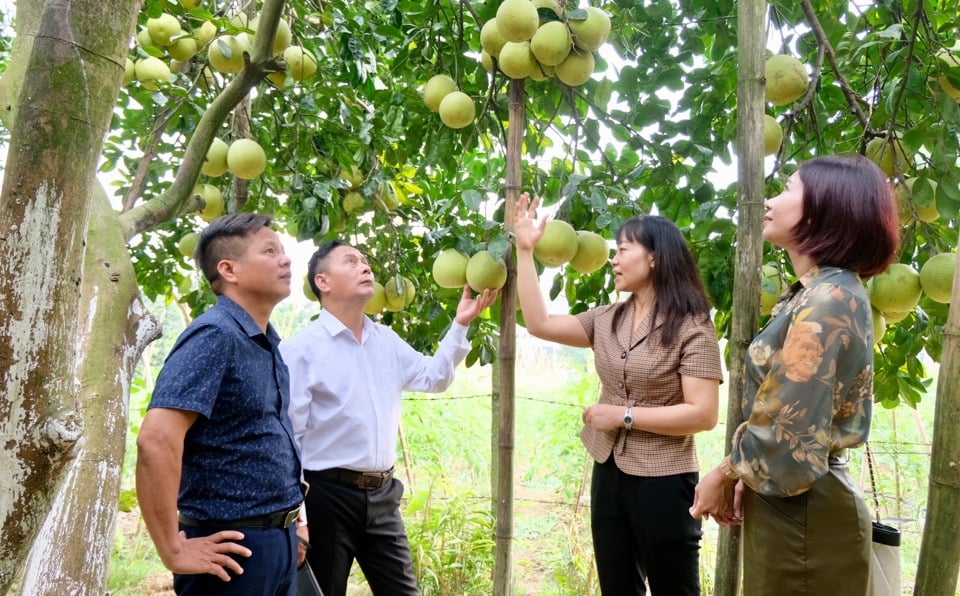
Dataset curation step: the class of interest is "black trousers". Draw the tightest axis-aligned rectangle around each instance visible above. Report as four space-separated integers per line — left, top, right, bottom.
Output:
302 470 418 596
590 458 702 595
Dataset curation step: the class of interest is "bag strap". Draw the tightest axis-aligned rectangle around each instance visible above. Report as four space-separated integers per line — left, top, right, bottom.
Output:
866 442 881 524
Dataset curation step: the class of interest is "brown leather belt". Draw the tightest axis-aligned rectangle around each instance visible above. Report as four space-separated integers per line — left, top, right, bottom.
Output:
178 505 301 529
309 467 394 490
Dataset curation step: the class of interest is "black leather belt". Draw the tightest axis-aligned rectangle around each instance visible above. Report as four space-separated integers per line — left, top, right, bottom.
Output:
178 505 301 529
309 467 394 490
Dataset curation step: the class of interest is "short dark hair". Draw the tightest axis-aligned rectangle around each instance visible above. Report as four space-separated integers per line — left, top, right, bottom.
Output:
792 155 900 279
612 215 712 345
196 213 275 293
306 239 351 300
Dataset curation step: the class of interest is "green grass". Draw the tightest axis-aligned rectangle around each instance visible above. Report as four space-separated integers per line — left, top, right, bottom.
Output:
110 337 938 595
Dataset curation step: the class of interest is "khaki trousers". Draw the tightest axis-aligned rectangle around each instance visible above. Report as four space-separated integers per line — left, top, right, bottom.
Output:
742 462 871 596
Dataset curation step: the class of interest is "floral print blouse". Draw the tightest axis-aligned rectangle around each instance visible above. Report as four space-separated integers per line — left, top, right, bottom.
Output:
729 265 874 497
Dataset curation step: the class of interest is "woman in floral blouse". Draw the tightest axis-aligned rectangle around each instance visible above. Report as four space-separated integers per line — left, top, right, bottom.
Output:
690 155 900 594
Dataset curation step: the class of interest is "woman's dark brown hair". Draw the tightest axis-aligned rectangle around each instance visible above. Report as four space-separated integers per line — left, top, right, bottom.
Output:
792 155 900 279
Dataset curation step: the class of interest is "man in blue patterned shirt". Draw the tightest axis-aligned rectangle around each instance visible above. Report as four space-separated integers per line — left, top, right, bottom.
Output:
137 213 307 595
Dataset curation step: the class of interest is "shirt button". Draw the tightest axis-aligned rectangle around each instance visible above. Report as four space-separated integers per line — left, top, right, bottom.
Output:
621 351 627 359
618 381 625 389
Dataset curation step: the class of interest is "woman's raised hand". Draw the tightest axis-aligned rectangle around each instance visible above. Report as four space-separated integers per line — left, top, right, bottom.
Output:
513 192 547 252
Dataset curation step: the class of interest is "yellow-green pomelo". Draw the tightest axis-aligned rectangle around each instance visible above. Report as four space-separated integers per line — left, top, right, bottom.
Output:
496 0 539 43
530 21 572 66
123 58 135 85
764 54 808 106
894 182 915 226
180 0 200 9
466 251 508 291
498 41 537 79
439 91 476 129
567 6 611 52
250 16 292 55
202 138 230 177
868 263 922 314
904 177 939 223
208 34 250 74
342 190 364 213
919 252 956 304
168 36 199 61
423 74 458 112
384 275 416 310
569 231 609 274
177 232 199 259
480 19 507 58
340 165 364 189
227 138 267 179
936 50 960 101
871 308 885 344
763 114 783 156
534 220 578 267
303 276 319 301
432 248 470 288
760 264 785 315
883 308 912 324
480 51 495 73
555 49 594 86
529 62 554 81
283 46 317 81
135 57 172 90
194 20 217 49
197 184 224 222
147 13 182 47
365 281 386 314
865 137 911 177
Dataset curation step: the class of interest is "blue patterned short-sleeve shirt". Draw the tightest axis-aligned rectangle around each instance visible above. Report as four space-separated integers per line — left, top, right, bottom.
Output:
149 295 303 521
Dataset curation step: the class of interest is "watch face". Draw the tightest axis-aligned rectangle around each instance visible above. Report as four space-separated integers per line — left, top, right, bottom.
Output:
624 414 633 424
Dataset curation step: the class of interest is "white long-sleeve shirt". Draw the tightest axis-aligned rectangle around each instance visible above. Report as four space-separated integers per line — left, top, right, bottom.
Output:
279 309 469 473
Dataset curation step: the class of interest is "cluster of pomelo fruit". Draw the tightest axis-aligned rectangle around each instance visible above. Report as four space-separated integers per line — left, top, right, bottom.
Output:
867 255 956 332
480 0 612 86
127 5 317 92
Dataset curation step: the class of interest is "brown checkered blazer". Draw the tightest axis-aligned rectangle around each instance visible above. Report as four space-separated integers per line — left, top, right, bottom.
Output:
576 300 723 477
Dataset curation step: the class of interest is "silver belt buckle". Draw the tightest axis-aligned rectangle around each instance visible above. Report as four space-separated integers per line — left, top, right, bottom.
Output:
283 507 300 528
357 472 383 490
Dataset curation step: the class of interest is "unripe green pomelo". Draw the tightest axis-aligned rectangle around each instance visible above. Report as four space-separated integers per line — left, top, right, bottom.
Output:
147 13 182 47
871 308 885 344
865 137 911 177
763 115 782 156
555 49 594 86
197 184 223 222
466 251 508 292
202 138 229 177
303 276 318 302
569 231 609 274
177 232 199 259
480 19 507 58
135 57 172 90
384 275 416 310
438 91 475 129
168 36 198 61
432 248 470 288
496 0 539 43
764 54 808 106
283 46 317 81
365 281 386 314
919 252 956 304
227 138 267 179
208 35 249 74
567 6 611 52
868 263 922 314
342 191 364 213
904 177 939 223
534 220 578 267
498 41 537 79
423 74 458 112
760 264 784 315
530 21 572 66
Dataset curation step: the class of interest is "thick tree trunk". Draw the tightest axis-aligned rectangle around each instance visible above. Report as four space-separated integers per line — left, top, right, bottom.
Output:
714 0 766 594
19 188 161 595
0 0 138 589
914 245 960 595
494 77 525 596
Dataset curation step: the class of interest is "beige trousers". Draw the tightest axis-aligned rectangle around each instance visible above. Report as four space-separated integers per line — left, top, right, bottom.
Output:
742 462 872 596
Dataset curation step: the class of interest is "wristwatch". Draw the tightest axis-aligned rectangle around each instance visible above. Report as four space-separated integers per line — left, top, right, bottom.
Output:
623 406 633 431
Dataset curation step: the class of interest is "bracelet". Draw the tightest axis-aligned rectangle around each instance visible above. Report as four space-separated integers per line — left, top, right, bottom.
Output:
719 456 740 481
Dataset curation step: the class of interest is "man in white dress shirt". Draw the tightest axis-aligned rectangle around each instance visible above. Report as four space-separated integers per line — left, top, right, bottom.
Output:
279 240 497 596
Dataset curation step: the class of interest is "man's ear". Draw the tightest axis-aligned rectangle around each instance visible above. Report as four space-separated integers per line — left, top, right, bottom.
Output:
217 259 238 285
314 272 331 294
